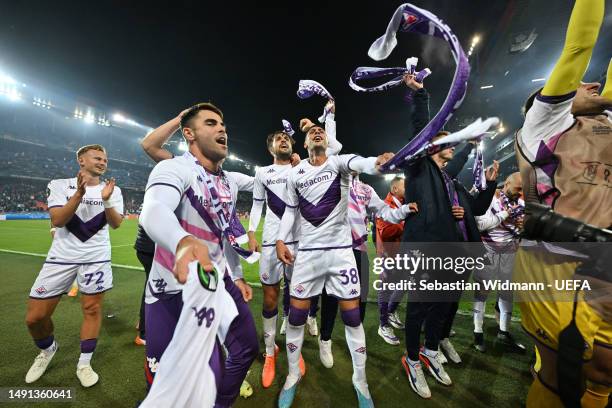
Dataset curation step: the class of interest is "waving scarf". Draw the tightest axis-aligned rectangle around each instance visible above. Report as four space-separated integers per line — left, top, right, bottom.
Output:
473 146 487 191
359 3 471 172
349 57 431 102
297 80 334 123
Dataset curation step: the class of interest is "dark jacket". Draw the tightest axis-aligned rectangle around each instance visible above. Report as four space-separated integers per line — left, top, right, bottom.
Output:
401 88 496 243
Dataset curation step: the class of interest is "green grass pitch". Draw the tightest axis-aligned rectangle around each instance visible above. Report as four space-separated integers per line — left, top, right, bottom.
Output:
0 219 533 407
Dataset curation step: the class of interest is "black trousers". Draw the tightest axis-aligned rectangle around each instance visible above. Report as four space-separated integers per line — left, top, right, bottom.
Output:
404 301 448 361
136 251 154 339
440 301 459 339
320 249 369 341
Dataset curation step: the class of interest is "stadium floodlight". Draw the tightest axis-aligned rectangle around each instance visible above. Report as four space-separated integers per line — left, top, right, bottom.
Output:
472 35 480 46
7 88 21 101
531 78 546 82
112 113 126 123
499 123 506 133
480 85 494 89
0 72 17 85
84 110 95 124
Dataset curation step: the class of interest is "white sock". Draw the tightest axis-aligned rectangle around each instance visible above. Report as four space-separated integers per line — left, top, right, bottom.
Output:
263 314 278 356
345 324 367 383
473 300 485 333
285 323 305 382
498 299 513 332
78 352 92 368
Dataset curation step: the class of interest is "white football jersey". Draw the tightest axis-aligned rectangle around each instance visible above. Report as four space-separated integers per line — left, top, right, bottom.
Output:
285 154 360 250
46 178 123 264
252 163 299 246
144 154 252 304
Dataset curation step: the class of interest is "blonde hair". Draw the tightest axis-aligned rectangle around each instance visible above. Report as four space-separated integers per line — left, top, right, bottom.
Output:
76 144 106 160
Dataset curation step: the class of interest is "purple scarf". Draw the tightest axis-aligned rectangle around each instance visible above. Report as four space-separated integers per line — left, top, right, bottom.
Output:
297 80 334 123
499 190 524 238
472 146 486 191
349 57 431 102
399 117 499 166
360 3 471 172
185 152 260 264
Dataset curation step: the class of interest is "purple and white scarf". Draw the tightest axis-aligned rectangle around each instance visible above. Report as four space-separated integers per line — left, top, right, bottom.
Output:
499 190 524 238
359 3 471 172
186 152 260 264
401 117 498 166
297 80 334 123
349 57 431 102
472 146 486 191
282 119 295 136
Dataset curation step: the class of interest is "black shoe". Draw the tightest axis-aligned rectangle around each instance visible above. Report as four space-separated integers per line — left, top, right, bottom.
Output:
497 330 526 352
473 332 486 352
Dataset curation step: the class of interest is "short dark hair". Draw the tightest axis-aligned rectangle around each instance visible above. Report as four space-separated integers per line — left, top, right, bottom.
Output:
76 144 106 160
523 87 544 116
266 131 295 152
180 103 224 129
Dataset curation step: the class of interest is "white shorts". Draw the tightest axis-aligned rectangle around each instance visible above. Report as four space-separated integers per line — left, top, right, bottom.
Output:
290 247 359 300
259 244 294 286
29 261 113 298
141 262 234 408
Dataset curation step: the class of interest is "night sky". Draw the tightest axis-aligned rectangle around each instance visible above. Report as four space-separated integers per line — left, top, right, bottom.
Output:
0 1 609 165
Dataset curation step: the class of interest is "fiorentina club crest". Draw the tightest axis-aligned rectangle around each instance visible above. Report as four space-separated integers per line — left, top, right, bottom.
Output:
402 12 418 30
287 343 298 353
294 284 305 294
35 286 46 295
261 272 270 282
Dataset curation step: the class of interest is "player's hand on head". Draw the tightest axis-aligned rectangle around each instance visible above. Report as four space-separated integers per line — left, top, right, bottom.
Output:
174 236 213 284
101 178 116 201
403 73 423 91
485 160 499 181
234 279 253 302
290 153 301 167
375 152 395 171
276 241 294 265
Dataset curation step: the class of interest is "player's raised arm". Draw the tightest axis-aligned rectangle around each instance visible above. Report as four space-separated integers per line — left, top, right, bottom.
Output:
367 184 417 223
48 171 88 228
324 100 343 156
141 108 190 163
542 0 604 98
343 153 395 176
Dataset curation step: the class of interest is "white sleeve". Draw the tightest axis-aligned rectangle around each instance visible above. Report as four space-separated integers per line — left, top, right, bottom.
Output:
520 95 575 160
277 171 299 242
337 154 379 175
47 180 67 209
227 171 254 192
476 209 509 232
141 160 191 254
108 186 124 214
324 113 343 156
366 186 410 223
248 170 265 232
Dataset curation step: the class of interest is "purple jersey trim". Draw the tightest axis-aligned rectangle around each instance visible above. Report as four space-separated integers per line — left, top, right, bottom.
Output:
262 240 298 247
346 155 360 172
146 182 182 196
44 260 111 265
536 91 576 105
298 244 352 251
81 286 113 296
